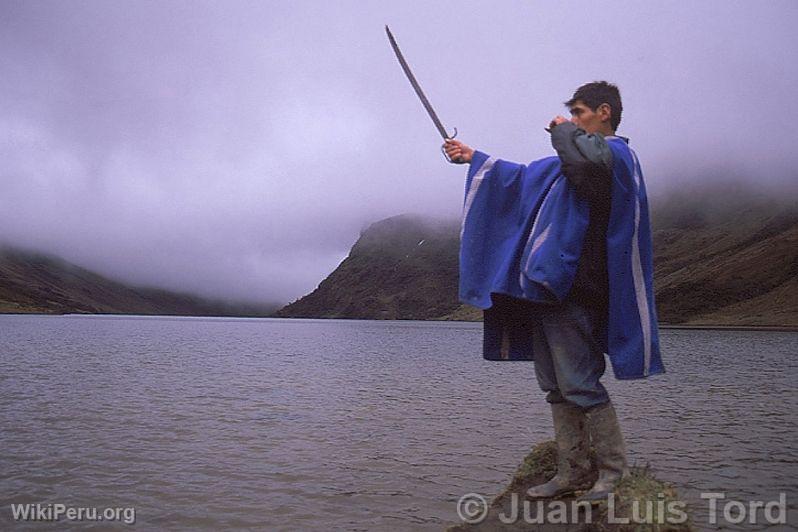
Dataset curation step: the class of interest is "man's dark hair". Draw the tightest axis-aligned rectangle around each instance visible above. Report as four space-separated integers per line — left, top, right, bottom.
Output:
565 81 622 131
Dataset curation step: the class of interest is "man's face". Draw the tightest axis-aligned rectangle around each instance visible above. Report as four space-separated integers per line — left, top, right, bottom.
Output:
569 100 611 134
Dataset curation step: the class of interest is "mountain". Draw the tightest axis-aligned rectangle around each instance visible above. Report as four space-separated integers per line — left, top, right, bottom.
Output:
0 245 278 317
649 184 798 326
277 188 798 326
276 215 461 320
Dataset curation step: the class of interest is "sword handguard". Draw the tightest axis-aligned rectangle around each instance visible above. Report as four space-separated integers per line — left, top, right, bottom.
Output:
440 127 459 163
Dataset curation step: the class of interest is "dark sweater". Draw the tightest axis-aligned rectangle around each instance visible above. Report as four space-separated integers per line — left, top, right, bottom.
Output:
549 122 614 312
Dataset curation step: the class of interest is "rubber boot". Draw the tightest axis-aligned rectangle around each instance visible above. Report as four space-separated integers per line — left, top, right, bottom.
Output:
576 401 629 504
526 401 593 499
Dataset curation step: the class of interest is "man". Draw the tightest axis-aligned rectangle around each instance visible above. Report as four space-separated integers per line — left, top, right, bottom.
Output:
443 81 664 503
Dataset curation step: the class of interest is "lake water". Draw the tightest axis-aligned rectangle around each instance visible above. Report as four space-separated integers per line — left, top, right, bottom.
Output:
1 315 796 531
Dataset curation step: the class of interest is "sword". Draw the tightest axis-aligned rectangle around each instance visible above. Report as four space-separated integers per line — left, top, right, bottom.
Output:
385 25 458 163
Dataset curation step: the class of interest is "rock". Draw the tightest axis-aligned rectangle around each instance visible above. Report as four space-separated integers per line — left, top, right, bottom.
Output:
446 441 693 531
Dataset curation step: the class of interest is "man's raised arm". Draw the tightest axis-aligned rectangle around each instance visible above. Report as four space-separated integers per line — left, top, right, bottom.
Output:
549 118 613 200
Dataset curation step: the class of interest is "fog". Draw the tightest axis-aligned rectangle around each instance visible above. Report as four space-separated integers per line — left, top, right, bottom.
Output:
2 0 796 304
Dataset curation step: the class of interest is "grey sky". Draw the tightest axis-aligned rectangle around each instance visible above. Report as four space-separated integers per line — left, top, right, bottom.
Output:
2 1 797 304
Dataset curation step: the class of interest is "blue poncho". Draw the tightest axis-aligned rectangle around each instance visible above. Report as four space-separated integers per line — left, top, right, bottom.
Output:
459 137 665 380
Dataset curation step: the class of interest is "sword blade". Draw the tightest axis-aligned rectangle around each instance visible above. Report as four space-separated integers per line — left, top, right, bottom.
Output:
385 25 451 139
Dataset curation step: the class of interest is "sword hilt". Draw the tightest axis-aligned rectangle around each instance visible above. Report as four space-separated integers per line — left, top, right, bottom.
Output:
440 127 459 163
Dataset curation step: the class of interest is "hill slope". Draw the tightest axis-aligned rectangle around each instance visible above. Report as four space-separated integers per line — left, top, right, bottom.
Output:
276 215 461 320
0 246 277 317
652 193 798 326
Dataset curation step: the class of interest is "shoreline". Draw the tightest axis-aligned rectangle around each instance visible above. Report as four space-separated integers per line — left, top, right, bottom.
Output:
2 311 797 332
658 324 798 332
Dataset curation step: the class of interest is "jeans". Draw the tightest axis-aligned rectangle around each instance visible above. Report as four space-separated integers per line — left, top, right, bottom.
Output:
531 298 610 410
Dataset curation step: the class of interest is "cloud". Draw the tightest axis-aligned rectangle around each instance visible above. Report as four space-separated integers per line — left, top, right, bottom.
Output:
1 0 797 304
